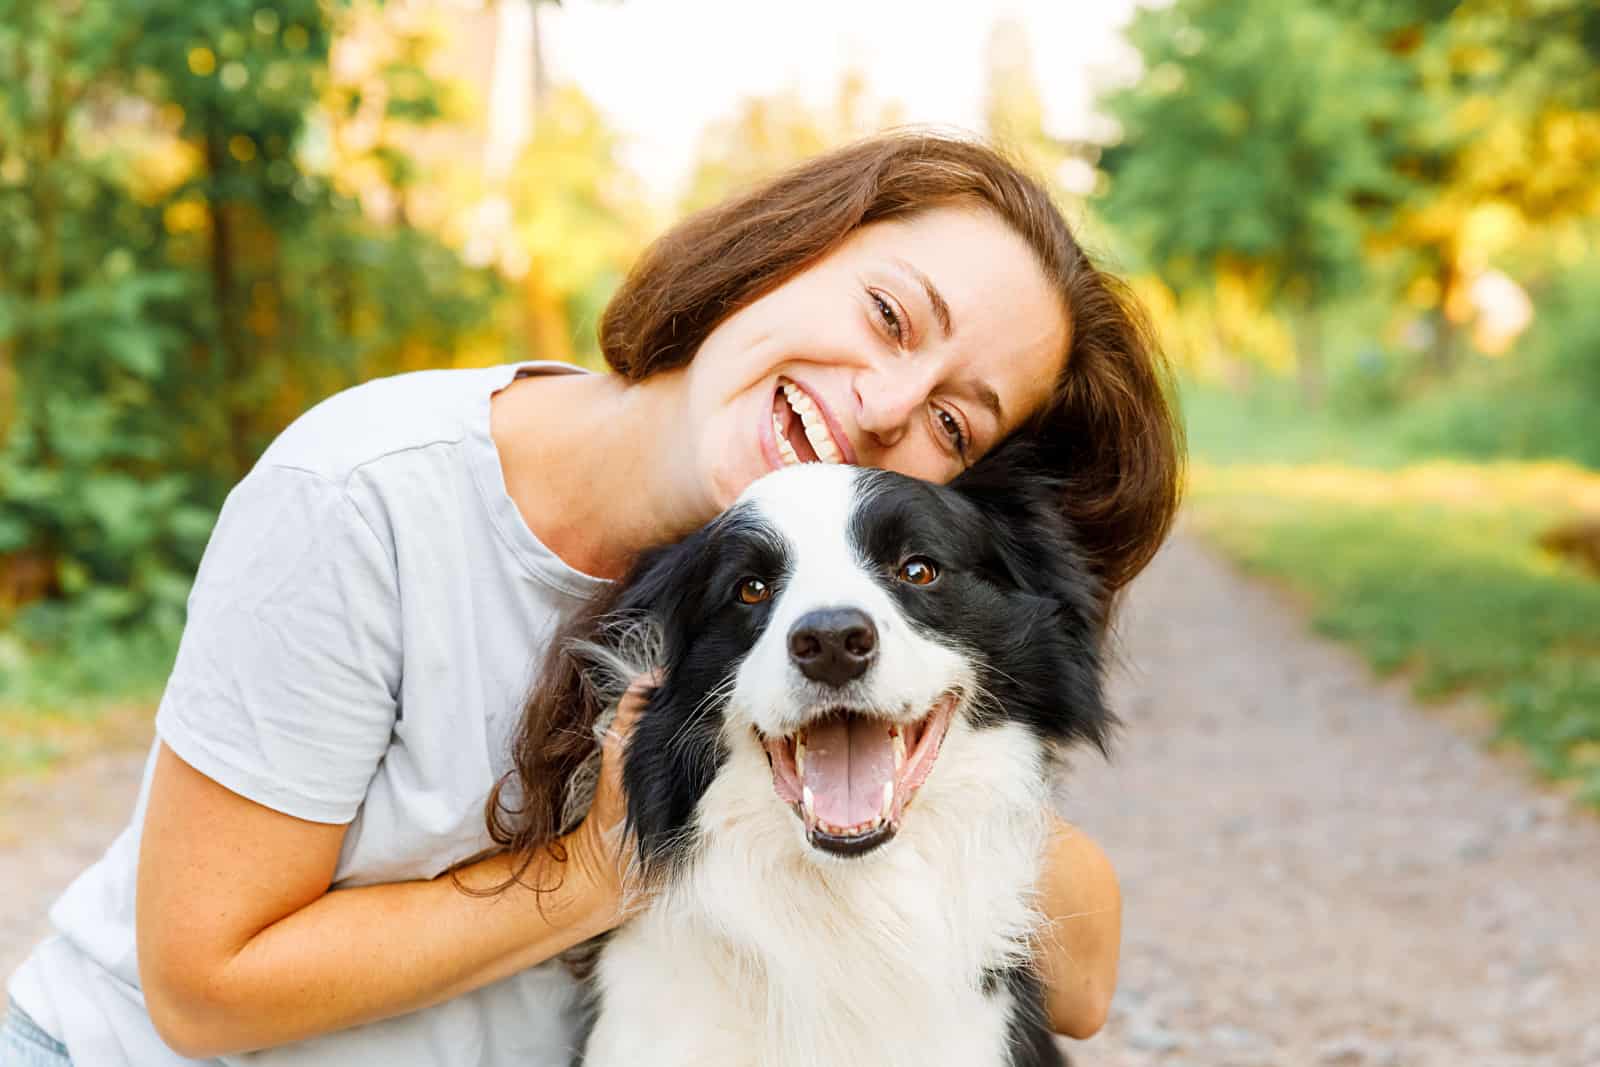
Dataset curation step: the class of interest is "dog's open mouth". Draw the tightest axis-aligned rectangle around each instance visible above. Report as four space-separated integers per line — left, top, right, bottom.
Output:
761 692 958 857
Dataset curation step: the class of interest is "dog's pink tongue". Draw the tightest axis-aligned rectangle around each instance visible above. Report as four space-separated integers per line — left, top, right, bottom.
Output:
802 716 896 829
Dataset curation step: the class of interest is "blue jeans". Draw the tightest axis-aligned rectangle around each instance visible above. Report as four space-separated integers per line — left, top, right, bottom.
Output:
0 1000 71 1066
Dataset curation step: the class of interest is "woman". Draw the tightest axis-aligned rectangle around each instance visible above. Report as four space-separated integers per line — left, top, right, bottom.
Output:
3 131 1181 1066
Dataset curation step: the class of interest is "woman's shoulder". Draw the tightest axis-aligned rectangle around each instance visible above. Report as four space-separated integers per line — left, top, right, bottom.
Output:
255 364 523 488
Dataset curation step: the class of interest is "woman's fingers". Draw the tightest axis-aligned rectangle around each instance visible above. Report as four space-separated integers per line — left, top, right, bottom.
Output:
570 670 661 916
593 672 656 826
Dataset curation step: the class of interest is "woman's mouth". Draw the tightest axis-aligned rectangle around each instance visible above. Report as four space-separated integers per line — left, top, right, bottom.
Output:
770 378 847 466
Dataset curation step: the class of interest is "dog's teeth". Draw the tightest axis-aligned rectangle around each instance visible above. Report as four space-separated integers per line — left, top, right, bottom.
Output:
892 730 906 769
802 786 815 820
795 737 806 776
880 781 894 820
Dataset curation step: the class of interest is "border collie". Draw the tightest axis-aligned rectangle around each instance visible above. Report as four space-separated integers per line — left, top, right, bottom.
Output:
517 442 1112 1067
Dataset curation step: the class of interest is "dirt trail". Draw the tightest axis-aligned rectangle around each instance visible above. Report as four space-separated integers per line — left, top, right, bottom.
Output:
1 744 149 978
3 533 1597 1065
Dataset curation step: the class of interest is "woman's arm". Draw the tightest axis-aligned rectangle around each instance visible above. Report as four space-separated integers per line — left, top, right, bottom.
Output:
1032 817 1122 1038
135 742 624 1058
137 689 641 1059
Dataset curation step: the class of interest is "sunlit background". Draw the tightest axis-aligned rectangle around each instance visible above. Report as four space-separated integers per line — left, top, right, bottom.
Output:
1 0 1597 807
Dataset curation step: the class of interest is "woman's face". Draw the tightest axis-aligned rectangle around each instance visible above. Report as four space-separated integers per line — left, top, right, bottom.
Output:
680 204 1071 509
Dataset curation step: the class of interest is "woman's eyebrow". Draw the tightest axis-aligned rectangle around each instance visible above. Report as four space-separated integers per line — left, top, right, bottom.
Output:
891 257 952 340
970 380 1003 425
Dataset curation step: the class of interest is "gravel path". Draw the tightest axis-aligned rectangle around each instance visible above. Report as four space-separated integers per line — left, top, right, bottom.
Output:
3 532 1597 1064
1 743 150 978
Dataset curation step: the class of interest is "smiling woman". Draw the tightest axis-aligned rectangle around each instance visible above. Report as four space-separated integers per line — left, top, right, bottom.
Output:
7 131 1180 1067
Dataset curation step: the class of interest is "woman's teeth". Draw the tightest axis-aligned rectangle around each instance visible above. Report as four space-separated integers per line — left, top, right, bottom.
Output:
773 382 844 465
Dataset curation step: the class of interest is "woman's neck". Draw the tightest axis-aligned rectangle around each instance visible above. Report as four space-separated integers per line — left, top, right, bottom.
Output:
491 368 711 581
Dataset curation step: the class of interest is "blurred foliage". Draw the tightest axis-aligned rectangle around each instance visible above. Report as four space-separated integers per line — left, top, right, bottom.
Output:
1180 255 1600 473
0 0 507 703
1102 1 1420 315
1384 260 1600 468
503 85 654 367
3 0 1597 803
1100 0 1600 412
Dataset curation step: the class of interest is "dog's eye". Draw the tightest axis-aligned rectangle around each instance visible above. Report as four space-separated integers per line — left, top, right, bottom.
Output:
736 577 772 604
896 557 939 586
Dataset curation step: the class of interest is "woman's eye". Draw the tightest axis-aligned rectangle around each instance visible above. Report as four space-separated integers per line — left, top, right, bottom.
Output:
736 577 771 605
935 408 967 455
896 557 939 586
869 290 903 343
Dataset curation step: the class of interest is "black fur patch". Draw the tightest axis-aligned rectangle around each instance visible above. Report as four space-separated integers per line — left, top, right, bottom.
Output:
611 507 792 874
850 439 1112 753
990 966 1069 1067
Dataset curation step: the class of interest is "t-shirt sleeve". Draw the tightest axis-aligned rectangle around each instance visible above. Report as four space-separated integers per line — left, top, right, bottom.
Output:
155 464 403 824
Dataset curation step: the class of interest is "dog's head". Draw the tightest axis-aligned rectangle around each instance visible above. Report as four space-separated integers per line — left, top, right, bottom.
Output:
594 439 1112 872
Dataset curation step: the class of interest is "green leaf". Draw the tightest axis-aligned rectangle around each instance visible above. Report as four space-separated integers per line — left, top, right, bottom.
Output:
0 513 29 552
103 326 165 378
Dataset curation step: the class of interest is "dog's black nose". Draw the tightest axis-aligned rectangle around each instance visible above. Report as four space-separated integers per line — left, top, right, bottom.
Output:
788 608 877 687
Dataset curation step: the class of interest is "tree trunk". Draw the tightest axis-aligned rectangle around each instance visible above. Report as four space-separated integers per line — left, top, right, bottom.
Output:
203 122 250 480
530 0 548 114
1427 259 1458 377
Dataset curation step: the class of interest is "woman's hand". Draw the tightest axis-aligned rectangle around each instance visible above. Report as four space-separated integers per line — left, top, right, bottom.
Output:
561 672 654 928
1033 817 1122 1038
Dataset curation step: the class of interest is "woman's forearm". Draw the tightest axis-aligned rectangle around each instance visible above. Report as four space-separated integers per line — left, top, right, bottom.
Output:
1033 817 1122 1038
150 843 618 1059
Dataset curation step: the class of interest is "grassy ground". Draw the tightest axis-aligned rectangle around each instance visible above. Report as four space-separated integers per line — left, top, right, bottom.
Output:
0 700 158 778
1185 380 1600 803
0 645 170 780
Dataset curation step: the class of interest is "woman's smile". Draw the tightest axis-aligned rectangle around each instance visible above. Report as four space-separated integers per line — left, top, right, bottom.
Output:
763 376 857 471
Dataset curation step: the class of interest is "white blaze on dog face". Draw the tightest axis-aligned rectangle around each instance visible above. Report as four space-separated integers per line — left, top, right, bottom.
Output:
728 464 972 740
713 464 975 856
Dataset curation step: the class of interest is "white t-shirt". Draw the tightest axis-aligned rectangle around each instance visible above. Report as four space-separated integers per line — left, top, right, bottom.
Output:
7 362 610 1066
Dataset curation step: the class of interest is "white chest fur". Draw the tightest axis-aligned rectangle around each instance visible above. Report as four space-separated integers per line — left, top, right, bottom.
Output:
582 720 1052 1067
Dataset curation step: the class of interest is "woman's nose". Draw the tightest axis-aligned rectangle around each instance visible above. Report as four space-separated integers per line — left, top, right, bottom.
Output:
854 365 932 450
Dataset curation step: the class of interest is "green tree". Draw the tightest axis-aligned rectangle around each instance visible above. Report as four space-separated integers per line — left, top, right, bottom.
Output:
0 0 498 698
1362 0 1600 373
1098 0 1422 400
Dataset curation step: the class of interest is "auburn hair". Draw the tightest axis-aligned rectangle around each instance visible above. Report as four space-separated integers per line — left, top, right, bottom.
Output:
600 129 1184 608
476 131 1184 893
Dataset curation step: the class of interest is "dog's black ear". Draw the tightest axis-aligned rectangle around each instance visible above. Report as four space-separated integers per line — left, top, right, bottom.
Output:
952 437 1100 617
598 526 719 665
953 436 1114 754
599 527 731 877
